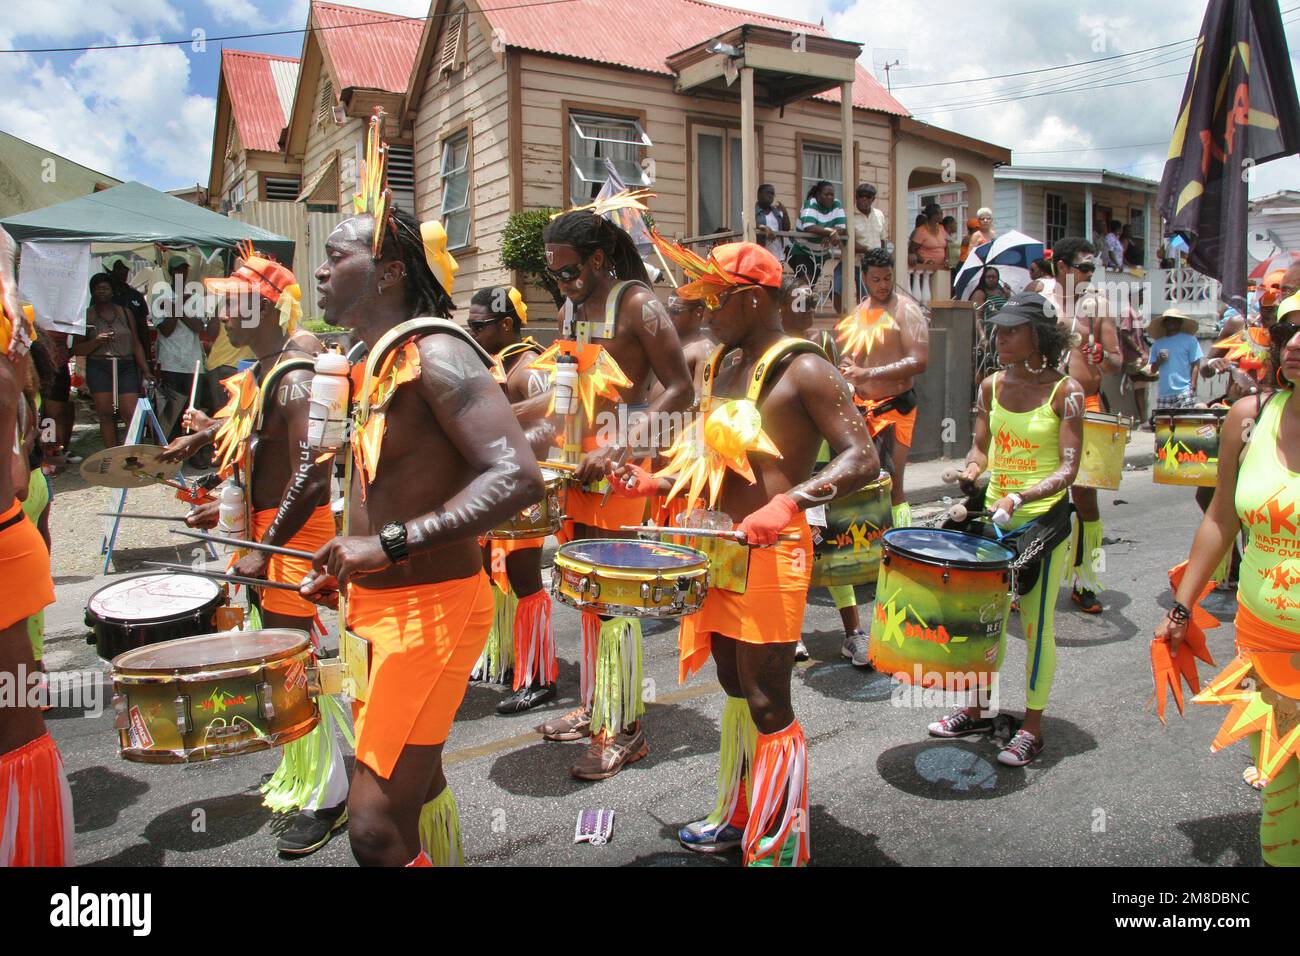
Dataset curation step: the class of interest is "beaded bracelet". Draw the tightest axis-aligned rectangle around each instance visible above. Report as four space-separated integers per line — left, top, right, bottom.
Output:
1168 601 1191 625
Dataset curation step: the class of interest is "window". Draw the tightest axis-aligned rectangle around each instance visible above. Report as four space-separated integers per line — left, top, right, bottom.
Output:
387 145 416 213
800 143 842 200
693 127 745 236
263 175 301 202
568 111 652 206
1045 192 1067 246
225 178 245 210
908 185 968 228
439 132 471 249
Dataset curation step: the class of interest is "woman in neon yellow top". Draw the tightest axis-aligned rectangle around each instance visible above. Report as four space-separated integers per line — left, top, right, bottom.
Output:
1157 317 1300 866
930 292 1084 767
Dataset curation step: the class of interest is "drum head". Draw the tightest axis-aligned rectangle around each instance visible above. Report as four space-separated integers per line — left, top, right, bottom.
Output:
88 573 222 622
1084 411 1121 424
559 539 704 568
883 528 1013 569
112 628 309 673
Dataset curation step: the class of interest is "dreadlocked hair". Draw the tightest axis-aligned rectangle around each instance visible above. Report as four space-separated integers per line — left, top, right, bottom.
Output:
471 286 522 331
378 207 455 319
542 210 648 284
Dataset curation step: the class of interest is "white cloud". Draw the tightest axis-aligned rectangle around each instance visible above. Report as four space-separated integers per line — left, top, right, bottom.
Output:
7 0 183 41
0 30 215 186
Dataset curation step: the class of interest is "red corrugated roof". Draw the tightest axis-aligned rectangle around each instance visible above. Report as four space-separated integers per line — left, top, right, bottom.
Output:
222 50 299 153
313 1 423 93
478 0 908 116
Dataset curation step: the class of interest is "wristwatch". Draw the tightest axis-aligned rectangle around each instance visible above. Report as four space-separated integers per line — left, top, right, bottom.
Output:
378 521 409 564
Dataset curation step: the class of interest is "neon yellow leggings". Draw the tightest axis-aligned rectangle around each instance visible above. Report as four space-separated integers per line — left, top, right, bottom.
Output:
1250 740 1300 866
827 584 857 612
994 535 1070 711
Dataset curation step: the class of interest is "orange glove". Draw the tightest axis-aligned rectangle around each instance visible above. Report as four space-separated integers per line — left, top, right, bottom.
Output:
610 462 660 498
737 493 799 546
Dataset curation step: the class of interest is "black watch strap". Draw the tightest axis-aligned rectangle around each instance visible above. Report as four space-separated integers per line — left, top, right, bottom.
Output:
379 521 409 564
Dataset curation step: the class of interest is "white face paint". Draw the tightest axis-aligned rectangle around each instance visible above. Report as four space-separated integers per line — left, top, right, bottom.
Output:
574 279 584 290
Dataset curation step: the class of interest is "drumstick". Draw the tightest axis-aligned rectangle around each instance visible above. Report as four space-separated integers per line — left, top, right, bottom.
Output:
186 359 201 431
98 511 188 522
601 446 631 507
621 524 802 543
141 561 306 592
170 528 316 561
540 460 578 472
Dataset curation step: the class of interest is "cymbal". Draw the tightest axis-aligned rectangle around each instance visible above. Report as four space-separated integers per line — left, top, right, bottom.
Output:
80 444 181 489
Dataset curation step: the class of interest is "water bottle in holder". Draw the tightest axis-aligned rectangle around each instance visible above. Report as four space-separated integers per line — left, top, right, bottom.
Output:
217 481 246 537
307 350 351 453
552 353 580 417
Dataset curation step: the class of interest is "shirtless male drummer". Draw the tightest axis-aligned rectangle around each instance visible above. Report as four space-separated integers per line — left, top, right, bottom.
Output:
1051 237 1121 615
301 208 543 866
160 252 348 856
512 209 693 781
836 246 929 530
613 241 879 865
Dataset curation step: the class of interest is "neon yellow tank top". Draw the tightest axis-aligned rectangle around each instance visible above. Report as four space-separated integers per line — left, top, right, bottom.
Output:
1235 390 1300 630
988 373 1067 520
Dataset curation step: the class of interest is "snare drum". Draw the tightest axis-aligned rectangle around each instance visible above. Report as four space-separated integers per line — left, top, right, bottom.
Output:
868 528 1013 687
111 629 319 764
1077 412 1131 490
1153 408 1227 487
86 572 226 662
487 467 566 540
551 539 709 618
810 473 893 587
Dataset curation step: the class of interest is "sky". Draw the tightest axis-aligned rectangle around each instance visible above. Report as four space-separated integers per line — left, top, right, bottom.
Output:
0 0 1297 200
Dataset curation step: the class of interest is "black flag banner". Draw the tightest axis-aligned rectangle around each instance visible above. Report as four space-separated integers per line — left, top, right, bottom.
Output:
1157 0 1300 312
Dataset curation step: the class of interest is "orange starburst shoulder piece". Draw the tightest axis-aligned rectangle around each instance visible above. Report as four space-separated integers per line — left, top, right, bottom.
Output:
351 342 422 486
529 340 630 424
653 398 780 512
211 368 260 477
836 302 897 359
1212 327 1271 372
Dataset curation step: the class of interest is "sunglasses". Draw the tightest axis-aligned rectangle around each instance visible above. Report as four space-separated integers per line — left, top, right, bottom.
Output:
1269 321 1299 348
467 316 500 331
703 285 758 312
1071 260 1097 274
544 257 588 283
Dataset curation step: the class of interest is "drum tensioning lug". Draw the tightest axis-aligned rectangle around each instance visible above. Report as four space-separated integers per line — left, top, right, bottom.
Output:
256 682 276 721
174 694 192 735
112 694 130 731
942 570 951 584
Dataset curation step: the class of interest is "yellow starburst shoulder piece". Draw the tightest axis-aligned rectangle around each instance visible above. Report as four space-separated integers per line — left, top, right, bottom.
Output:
654 398 780 511
211 368 261 477
529 339 631 424
837 302 897 359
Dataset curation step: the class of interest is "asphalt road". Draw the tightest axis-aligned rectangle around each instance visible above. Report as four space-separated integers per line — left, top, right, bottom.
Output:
41 467 1261 867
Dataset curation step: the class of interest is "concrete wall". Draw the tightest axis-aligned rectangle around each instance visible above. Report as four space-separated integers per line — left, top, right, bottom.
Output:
911 300 975 463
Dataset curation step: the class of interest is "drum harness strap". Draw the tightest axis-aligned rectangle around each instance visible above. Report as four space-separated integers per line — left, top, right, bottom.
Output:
497 337 544 369
699 336 826 411
942 492 1075 596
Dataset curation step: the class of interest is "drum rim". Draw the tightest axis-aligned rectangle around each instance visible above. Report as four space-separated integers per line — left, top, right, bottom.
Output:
556 537 710 566
88 571 223 620
111 627 311 674
1153 408 1228 423
882 527 1013 569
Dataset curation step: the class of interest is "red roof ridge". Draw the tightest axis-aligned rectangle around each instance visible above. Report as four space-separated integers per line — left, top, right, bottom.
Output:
671 0 830 35
313 0 423 22
223 49 300 64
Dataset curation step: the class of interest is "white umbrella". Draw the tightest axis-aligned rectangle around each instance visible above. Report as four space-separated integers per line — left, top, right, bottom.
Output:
952 230 1046 300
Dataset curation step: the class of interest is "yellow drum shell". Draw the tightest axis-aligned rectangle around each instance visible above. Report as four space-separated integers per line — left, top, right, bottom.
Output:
1153 409 1225 487
1076 412 1131 490
487 468 567 540
110 629 319 764
551 539 709 619
810 473 894 587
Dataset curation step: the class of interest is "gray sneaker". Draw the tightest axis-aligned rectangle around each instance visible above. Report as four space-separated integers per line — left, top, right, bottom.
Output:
794 639 809 662
841 629 871 668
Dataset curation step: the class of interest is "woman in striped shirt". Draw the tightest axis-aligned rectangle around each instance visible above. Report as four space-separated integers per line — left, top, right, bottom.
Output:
788 180 846 286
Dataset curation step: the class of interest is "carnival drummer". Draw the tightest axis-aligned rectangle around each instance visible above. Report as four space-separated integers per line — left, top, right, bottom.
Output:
931 292 1084 767
159 249 348 857
513 203 693 781
0 227 69 866
615 239 878 865
1051 237 1121 615
466 285 558 714
301 202 543 867
1155 317 1300 866
836 246 929 532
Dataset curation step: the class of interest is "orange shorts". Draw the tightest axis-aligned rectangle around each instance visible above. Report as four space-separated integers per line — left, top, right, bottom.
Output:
0 500 54 631
251 504 335 618
677 517 813 682
861 402 916 448
560 487 650 542
346 572 493 778
1085 393 1102 413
